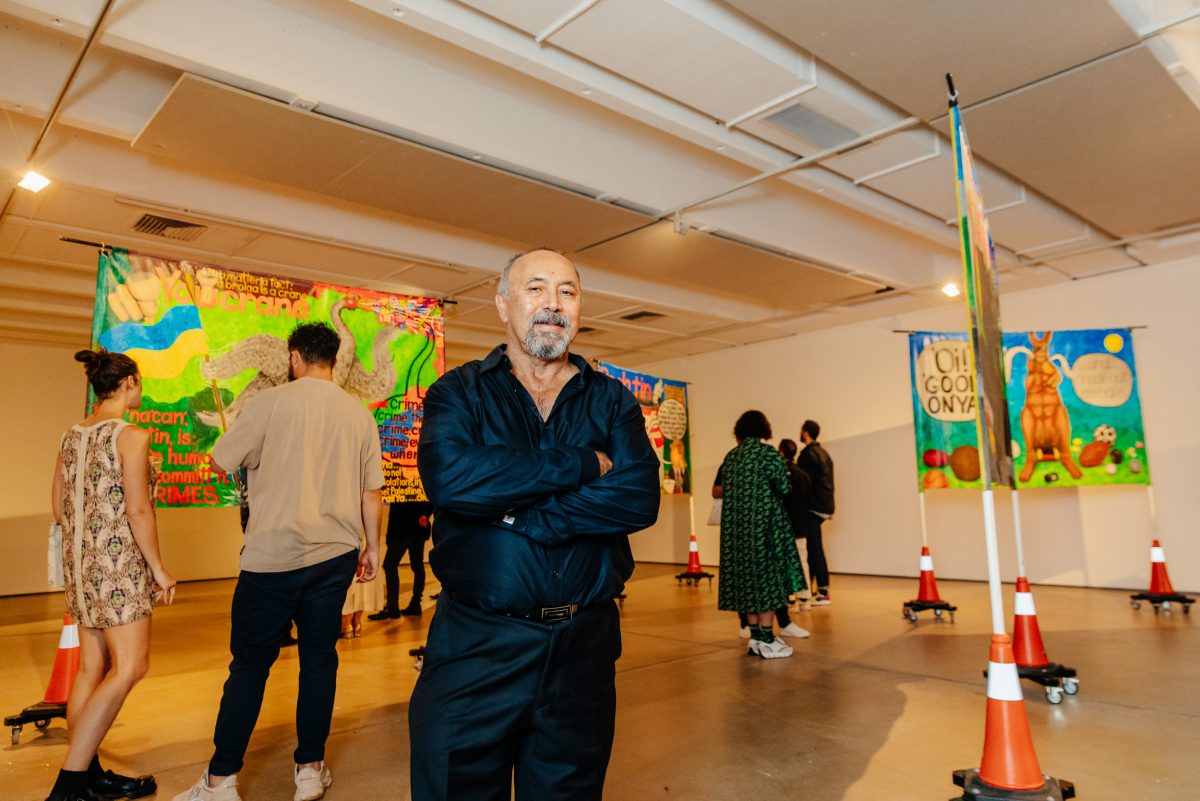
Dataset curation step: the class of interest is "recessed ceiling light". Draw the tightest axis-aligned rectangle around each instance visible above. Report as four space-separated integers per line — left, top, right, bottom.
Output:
941 282 960 298
18 170 51 192
581 88 593 96
391 8 406 18
471 154 483 161
715 145 726 151
50 17 65 27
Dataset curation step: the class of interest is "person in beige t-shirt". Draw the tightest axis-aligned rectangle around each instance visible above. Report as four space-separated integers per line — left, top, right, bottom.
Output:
176 322 383 801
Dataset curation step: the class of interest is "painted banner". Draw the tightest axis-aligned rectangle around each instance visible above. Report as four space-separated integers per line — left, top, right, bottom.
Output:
596 361 690 494
909 329 1150 490
90 248 444 507
949 92 1013 490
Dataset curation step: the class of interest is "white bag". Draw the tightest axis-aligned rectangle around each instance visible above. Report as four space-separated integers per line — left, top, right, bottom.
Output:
706 498 722 526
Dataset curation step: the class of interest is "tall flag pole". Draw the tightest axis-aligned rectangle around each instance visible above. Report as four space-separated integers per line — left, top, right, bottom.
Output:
945 74 1075 801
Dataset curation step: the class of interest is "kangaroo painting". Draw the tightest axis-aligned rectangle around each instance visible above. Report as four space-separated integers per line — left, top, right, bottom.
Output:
1019 331 1082 482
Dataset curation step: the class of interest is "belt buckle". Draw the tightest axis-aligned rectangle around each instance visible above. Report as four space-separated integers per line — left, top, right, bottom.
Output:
540 604 573 623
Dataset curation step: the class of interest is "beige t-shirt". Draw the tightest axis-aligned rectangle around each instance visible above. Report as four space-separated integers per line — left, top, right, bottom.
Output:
212 376 384 572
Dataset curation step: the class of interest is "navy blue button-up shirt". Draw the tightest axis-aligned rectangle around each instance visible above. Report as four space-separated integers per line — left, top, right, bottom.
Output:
417 345 661 610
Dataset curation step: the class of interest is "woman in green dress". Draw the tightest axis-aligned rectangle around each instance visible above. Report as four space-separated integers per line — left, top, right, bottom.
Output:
714 411 806 659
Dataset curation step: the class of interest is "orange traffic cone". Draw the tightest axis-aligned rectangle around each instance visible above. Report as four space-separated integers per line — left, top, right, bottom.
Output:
675 533 714 586
42 613 81 704
917 546 942 602
903 547 956 622
979 634 1045 789
1148 539 1175 594
1011 578 1049 668
954 633 1074 799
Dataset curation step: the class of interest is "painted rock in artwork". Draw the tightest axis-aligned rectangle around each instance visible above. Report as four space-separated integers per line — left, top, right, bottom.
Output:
923 469 950 490
1080 440 1109 468
1110 449 1124 464
1129 459 1143 474
949 444 981 482
923 449 950 468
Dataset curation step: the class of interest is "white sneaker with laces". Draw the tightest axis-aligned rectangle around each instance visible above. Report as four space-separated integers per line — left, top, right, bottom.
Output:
173 772 240 801
294 763 333 801
756 637 794 659
778 622 811 639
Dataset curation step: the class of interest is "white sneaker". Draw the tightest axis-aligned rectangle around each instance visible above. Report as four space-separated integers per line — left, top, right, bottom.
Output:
810 594 832 607
755 637 794 659
173 772 240 801
746 638 761 656
294 763 333 801
778 622 811 639
739 625 750 639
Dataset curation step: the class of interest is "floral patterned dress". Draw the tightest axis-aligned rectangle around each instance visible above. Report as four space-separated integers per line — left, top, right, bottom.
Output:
717 438 806 613
60 419 159 628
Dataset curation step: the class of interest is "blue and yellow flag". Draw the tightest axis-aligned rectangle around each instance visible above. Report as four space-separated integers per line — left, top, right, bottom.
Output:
99 305 208 379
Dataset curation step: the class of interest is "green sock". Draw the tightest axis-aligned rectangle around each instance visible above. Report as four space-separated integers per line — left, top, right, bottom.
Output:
752 625 773 642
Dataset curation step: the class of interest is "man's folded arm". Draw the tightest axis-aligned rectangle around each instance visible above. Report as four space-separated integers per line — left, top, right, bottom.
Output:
512 391 661 545
417 375 600 518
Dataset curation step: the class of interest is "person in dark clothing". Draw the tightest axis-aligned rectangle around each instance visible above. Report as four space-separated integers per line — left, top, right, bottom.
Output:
411 248 661 801
778 438 813 603
369 501 434 619
795 420 836 604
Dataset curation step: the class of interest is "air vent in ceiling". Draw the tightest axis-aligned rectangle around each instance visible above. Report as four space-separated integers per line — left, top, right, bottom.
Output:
132 213 208 241
620 310 666 322
764 104 858 149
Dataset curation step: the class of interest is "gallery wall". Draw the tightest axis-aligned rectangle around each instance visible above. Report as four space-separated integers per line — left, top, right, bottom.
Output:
635 254 1199 592
4 254 1196 597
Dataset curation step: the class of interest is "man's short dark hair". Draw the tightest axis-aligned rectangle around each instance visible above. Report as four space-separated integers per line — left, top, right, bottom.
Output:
802 419 821 440
288 322 340 366
734 410 772 441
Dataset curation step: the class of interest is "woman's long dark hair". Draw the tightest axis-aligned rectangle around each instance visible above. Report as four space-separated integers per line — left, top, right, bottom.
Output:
75 349 139 398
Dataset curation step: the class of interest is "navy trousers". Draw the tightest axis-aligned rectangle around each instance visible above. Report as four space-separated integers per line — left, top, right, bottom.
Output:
409 594 621 801
209 549 358 775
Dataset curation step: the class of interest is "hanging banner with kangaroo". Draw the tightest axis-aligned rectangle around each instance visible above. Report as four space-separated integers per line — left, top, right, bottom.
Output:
909 328 1149 490
90 247 444 508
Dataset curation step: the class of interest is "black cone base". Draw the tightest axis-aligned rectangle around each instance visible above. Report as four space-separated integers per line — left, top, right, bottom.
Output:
951 768 1075 800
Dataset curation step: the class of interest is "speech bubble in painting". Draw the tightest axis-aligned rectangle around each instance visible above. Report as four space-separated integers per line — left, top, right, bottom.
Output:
1071 353 1133 407
657 398 688 440
914 339 976 422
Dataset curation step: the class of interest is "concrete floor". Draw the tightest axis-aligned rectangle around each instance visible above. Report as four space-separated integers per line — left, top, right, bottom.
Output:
1 565 1196 801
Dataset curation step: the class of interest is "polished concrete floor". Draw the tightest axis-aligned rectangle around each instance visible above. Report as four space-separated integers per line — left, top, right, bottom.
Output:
1 565 1196 801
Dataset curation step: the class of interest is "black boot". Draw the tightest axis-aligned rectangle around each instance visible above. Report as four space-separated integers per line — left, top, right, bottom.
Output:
89 770 157 800
367 607 401 620
45 769 96 801
398 598 423 616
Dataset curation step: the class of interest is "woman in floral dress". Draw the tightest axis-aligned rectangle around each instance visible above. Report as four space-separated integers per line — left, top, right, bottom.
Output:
715 410 806 659
45 349 176 801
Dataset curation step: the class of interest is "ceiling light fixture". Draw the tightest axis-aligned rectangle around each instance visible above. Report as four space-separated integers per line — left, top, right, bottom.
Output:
941 282 960 298
581 88 593 95
391 8 406 18
18 170 51 192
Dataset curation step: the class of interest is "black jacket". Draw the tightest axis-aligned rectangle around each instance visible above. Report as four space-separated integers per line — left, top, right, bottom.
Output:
796 441 835 516
417 345 661 610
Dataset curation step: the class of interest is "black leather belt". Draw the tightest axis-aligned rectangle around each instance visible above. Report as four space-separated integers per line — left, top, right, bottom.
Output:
449 592 590 624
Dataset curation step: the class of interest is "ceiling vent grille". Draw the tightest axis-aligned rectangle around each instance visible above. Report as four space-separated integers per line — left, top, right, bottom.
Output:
132 213 208 241
764 104 858 149
620 310 666 322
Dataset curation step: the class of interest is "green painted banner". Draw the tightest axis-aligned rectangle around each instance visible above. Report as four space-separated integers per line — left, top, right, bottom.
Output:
90 248 444 507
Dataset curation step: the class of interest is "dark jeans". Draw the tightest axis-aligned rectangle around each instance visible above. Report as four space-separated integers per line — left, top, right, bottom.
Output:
383 532 426 609
410 594 621 801
806 515 830 592
209 549 358 775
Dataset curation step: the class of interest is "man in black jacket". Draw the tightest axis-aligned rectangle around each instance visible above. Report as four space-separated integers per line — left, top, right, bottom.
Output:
411 248 661 801
796 420 836 605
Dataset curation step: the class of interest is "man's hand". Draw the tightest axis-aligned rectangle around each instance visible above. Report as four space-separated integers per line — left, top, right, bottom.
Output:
357 546 379 583
595 451 613 478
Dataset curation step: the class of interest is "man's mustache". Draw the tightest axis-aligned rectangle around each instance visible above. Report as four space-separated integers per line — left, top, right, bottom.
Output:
529 310 570 330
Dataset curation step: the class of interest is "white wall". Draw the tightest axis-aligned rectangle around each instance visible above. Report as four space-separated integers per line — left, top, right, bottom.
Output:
634 256 1200 592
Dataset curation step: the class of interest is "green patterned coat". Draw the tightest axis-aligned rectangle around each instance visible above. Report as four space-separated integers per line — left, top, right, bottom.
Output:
716 438 806 613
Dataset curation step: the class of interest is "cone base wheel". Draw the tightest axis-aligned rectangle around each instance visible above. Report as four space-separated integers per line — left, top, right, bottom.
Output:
951 768 1075 800
903 599 956 623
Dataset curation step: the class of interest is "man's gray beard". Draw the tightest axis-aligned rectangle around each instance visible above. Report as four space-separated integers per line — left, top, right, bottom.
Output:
524 329 570 359
523 311 571 359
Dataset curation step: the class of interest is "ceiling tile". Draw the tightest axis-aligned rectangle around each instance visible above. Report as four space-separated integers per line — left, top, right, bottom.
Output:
453 0 581 36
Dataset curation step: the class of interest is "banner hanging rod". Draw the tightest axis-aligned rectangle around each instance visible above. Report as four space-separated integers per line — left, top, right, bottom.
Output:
891 326 1147 334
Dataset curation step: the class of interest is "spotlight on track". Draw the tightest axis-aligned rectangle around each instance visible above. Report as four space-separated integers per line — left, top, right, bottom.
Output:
18 171 51 192
941 282 960 298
